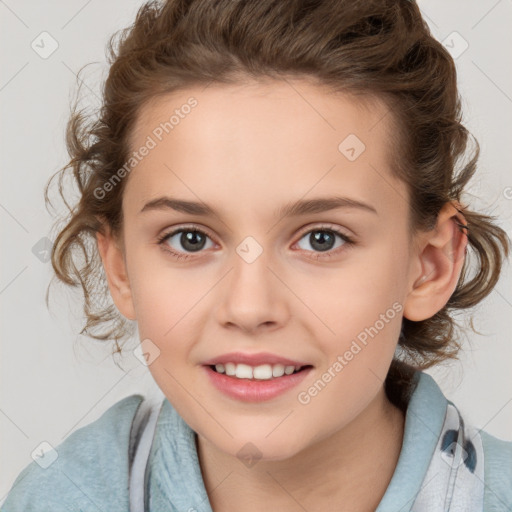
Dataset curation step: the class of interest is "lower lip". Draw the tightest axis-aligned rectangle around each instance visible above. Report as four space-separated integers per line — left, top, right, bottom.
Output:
203 365 313 403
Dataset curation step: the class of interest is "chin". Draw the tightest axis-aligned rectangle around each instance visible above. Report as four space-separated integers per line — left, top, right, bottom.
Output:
215 433 307 464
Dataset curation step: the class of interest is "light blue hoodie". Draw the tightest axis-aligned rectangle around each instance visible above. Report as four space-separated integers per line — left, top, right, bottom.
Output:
2 371 511 511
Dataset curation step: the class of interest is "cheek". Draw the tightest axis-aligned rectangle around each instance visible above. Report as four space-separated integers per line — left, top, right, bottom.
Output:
128 248 200 329
128 262 214 376
297 250 404 375
301 250 403 329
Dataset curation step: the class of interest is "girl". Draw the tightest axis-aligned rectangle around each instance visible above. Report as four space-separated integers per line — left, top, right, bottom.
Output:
3 0 511 510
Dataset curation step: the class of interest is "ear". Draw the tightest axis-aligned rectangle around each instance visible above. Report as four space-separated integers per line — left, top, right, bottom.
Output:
403 201 468 322
96 224 136 321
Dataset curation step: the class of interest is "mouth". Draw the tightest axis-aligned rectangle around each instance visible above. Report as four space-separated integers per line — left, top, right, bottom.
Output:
207 363 313 380
203 363 314 402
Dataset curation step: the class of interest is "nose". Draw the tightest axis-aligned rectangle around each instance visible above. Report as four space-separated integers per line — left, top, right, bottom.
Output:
215 248 289 334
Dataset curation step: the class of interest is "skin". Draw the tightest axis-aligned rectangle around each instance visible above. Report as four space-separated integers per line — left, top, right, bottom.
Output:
96 77 468 511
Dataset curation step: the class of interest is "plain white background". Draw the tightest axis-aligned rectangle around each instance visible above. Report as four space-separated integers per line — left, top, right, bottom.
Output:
1 0 511 502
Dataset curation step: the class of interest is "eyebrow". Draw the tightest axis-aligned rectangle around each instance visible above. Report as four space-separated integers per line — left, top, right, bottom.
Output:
139 195 378 218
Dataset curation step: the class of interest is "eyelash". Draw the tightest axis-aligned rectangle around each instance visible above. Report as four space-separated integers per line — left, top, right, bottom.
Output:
155 223 355 262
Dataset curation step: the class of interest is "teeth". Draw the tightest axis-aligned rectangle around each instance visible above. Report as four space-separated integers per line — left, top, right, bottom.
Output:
214 362 303 380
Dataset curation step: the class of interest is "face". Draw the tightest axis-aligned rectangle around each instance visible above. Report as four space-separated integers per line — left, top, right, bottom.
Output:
115 78 417 461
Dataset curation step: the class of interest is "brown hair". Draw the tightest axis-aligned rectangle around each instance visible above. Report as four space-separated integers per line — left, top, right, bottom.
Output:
44 0 510 392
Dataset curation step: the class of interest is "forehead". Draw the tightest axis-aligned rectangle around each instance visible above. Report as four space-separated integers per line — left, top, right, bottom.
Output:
130 78 391 149
124 78 408 223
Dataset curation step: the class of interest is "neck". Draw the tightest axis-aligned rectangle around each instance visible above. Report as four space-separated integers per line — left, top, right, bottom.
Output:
196 385 406 512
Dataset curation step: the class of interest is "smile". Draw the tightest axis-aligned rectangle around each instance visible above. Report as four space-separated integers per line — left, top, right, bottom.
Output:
203 364 313 402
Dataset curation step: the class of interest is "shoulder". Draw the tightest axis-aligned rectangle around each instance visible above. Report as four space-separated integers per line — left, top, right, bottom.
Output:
1 394 144 512
480 429 512 510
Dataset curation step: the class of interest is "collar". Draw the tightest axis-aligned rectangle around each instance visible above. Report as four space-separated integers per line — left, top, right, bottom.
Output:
376 370 448 511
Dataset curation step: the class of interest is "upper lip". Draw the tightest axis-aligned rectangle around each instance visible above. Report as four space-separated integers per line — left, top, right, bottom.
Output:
202 352 312 367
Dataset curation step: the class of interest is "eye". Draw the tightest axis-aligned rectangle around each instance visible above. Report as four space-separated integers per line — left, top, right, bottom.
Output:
294 224 355 260
156 223 355 261
156 225 215 260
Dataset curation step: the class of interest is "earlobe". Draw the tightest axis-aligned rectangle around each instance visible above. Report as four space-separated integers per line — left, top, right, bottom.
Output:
403 201 468 322
96 227 137 321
